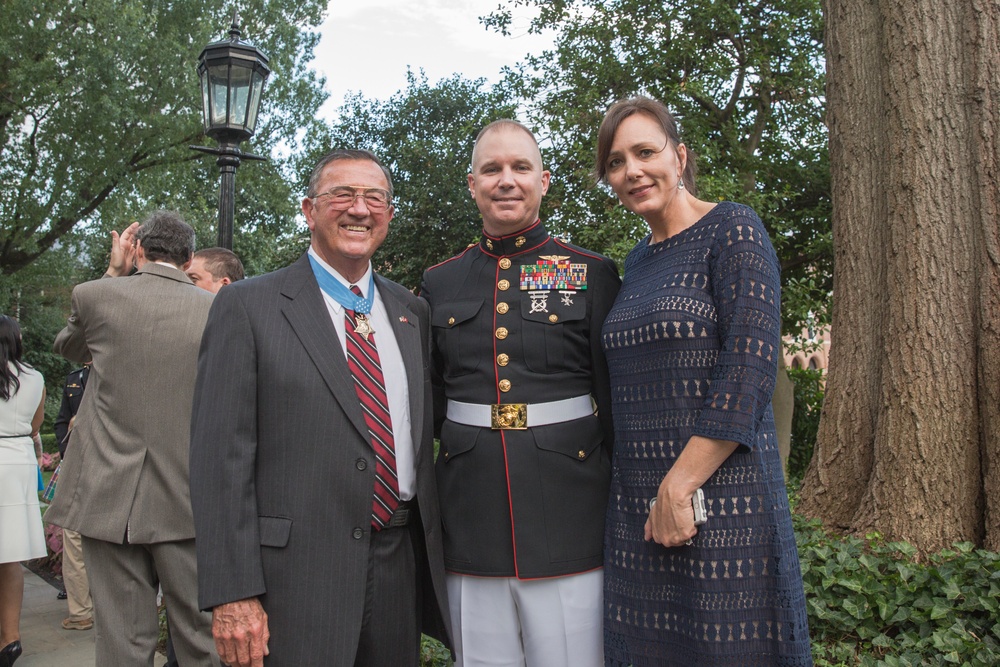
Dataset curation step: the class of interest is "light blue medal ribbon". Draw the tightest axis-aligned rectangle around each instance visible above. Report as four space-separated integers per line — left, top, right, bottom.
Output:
308 255 375 314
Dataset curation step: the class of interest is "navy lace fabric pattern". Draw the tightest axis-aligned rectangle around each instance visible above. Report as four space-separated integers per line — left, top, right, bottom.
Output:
601 203 813 666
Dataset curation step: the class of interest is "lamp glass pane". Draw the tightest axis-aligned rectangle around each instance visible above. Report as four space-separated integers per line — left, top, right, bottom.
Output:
208 64 230 127
200 73 211 130
228 64 252 128
246 72 265 133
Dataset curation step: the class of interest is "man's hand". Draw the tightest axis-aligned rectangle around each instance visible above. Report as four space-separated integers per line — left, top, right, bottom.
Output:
106 221 140 277
212 597 270 667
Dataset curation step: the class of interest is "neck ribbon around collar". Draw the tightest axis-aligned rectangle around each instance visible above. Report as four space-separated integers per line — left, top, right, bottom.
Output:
308 255 375 315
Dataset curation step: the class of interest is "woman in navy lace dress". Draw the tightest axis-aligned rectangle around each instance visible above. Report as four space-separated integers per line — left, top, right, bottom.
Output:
594 97 812 666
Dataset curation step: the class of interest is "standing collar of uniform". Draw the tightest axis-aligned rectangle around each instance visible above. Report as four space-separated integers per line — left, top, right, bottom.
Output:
479 218 550 258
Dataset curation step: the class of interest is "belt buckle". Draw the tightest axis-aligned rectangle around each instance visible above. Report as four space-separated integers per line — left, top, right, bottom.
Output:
491 403 527 430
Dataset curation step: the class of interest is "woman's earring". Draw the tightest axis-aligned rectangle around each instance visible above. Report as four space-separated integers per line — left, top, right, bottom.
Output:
677 173 685 190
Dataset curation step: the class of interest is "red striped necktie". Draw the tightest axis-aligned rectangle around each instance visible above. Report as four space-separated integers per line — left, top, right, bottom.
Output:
345 285 399 529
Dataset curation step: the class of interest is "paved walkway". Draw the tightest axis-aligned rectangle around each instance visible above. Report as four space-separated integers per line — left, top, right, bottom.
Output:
16 565 166 667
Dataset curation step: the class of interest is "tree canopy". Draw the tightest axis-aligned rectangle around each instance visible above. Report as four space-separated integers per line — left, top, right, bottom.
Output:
0 0 327 276
486 0 831 332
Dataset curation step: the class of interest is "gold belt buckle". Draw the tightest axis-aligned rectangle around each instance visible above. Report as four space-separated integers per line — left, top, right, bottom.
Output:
491 403 527 430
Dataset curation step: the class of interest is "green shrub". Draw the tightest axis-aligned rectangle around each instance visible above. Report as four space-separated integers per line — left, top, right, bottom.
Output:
795 513 1000 666
787 367 825 481
40 432 59 454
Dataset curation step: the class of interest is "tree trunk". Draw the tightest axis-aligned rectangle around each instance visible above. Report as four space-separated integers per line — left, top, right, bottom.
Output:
800 0 1000 552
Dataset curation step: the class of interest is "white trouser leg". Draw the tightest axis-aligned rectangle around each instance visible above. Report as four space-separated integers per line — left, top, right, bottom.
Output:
446 569 604 667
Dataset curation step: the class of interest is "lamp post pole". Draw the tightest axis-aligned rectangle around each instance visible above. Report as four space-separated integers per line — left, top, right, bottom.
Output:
191 140 264 250
190 11 270 250
217 148 239 250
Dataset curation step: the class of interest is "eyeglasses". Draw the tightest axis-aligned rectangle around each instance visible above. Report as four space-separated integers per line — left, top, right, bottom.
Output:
312 186 391 211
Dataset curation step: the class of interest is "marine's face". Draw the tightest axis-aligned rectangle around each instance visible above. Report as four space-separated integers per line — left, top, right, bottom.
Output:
302 159 394 281
469 127 550 237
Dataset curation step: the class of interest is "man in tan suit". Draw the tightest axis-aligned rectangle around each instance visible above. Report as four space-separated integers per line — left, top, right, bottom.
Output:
46 211 219 666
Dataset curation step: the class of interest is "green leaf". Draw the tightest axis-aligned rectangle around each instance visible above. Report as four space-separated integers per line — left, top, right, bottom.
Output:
930 603 952 620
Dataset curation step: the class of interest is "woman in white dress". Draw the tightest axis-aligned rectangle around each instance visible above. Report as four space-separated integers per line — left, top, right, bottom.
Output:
0 315 47 667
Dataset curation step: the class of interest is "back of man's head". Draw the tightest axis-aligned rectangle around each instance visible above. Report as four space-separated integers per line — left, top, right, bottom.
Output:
192 247 245 283
137 211 195 267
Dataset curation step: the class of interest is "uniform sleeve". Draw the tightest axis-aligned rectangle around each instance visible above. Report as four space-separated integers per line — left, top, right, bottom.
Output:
589 258 622 457
54 382 73 456
189 287 266 610
692 208 781 450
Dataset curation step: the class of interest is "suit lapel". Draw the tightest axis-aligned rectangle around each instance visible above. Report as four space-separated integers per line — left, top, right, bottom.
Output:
375 275 425 454
280 256 371 444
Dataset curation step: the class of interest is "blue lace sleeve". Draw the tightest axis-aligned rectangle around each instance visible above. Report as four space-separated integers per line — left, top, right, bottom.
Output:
692 205 781 449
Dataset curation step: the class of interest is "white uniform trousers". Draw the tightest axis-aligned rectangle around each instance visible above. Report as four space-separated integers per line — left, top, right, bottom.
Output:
447 568 604 667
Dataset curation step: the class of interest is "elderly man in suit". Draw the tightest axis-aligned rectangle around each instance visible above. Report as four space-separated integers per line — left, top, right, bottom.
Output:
189 149 451 667
45 211 219 665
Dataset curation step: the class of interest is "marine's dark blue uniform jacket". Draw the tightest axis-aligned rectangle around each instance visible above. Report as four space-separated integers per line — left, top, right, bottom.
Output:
420 219 621 578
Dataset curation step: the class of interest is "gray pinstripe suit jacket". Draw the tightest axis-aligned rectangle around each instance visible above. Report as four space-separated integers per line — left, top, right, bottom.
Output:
189 254 450 665
46 263 215 543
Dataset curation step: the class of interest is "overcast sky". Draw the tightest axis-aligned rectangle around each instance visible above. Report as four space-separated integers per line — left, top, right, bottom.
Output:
312 0 553 120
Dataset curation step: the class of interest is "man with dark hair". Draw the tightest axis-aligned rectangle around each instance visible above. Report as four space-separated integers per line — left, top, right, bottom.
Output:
187 247 245 294
190 150 450 666
46 210 219 665
420 120 620 666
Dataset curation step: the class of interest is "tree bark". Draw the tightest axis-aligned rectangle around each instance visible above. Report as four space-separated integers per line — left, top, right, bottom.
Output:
800 0 1000 552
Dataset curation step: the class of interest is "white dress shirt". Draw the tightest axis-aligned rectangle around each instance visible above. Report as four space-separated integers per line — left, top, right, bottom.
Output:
307 247 416 500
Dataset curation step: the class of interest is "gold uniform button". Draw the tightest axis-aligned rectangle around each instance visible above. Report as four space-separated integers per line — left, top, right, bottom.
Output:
498 379 511 392
448 317 456 326
548 314 559 323
578 450 586 459
499 258 512 270
496 302 509 314
498 279 510 291
497 353 510 366
496 327 508 340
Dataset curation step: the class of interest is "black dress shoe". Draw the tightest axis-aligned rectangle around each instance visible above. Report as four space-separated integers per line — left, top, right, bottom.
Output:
0 640 22 667
57 589 68 600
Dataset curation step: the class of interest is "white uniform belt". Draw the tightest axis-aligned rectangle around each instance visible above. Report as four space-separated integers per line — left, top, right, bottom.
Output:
446 395 594 430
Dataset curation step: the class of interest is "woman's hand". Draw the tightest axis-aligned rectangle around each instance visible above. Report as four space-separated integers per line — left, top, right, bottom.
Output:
645 483 698 547
644 435 739 547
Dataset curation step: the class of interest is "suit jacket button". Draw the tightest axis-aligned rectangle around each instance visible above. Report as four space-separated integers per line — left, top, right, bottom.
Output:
353 528 364 540
356 458 368 471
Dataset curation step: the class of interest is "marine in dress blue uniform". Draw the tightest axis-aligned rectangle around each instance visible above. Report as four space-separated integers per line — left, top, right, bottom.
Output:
420 120 621 667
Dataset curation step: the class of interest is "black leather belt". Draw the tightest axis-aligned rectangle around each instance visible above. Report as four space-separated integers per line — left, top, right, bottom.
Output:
385 500 414 528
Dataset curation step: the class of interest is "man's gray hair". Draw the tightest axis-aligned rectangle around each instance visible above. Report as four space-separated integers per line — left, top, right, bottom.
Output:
306 149 394 199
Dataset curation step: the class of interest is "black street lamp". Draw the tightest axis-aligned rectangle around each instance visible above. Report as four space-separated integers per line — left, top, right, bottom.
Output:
190 12 271 250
